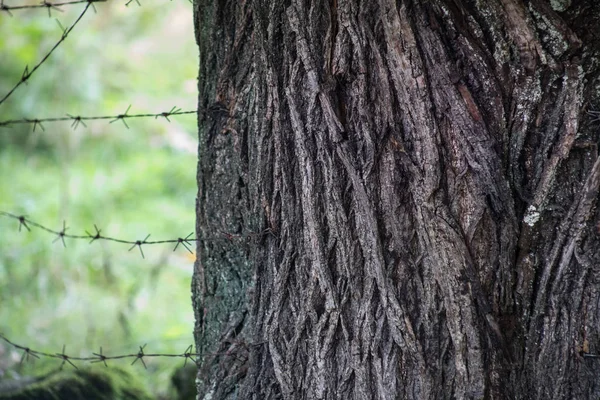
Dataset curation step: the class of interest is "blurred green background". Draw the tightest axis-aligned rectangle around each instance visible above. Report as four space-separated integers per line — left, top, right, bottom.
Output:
0 1 198 397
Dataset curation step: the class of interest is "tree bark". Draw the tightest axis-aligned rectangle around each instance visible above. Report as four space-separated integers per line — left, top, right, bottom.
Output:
192 0 600 398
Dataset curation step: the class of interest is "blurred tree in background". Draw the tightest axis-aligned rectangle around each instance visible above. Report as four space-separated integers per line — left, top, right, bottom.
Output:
0 1 198 397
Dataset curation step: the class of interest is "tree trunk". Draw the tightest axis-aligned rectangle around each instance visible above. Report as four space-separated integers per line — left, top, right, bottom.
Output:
192 0 600 398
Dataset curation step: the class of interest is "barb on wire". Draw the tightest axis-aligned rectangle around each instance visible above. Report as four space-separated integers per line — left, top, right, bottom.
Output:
55 18 67 36
19 346 40 364
158 106 182 122
57 344 77 369
52 220 68 247
45 1 64 17
0 0 105 14
181 344 196 367
0 2 92 107
110 104 132 128
85 224 101 243
92 347 108 367
128 234 150 259
174 233 194 254
17 215 31 232
131 344 147 369
0 211 268 257
0 107 197 130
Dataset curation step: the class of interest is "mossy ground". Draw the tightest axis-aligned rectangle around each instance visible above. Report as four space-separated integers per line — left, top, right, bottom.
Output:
0 367 153 400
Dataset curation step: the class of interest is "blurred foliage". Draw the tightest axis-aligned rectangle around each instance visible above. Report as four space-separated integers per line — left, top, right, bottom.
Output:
0 0 198 397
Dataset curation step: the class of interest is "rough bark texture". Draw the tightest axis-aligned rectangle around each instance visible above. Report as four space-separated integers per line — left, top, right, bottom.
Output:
192 0 600 398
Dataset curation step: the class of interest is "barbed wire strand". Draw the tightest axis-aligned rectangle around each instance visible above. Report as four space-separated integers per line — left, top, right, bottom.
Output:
0 2 92 107
0 107 197 131
0 211 271 257
0 0 104 15
0 333 203 369
0 102 231 132
0 333 256 369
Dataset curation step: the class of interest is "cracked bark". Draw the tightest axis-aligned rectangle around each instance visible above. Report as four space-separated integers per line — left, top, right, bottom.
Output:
192 0 600 398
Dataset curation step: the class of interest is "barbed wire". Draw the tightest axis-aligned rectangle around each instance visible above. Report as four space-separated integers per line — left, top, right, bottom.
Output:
0 0 105 16
0 211 271 258
0 106 197 131
0 332 218 369
0 2 92 107
0 102 230 132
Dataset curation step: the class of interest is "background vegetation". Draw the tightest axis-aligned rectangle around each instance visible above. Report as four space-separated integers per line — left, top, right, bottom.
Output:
0 1 198 397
